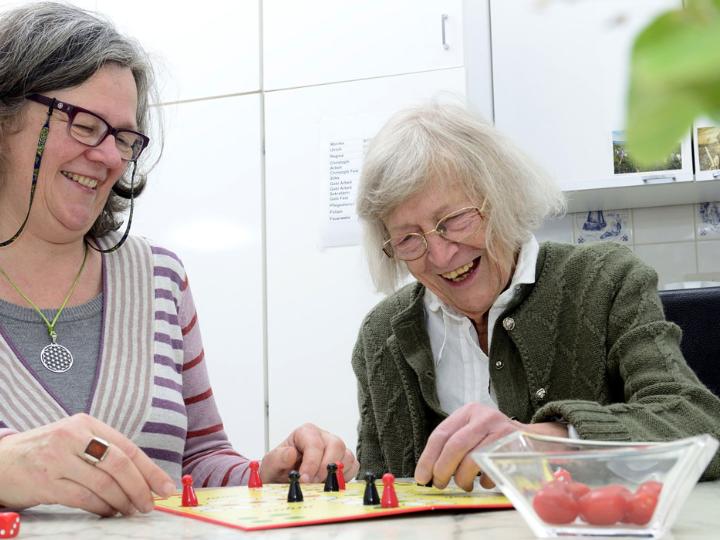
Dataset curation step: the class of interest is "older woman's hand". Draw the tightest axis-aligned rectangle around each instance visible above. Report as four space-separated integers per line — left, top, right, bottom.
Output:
0 413 176 516
259 423 360 484
414 402 568 491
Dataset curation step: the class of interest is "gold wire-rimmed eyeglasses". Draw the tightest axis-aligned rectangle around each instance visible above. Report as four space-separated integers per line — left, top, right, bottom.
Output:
382 202 487 261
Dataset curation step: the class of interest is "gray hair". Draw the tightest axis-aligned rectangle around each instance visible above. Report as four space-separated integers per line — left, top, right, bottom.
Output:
357 102 566 294
0 1 160 238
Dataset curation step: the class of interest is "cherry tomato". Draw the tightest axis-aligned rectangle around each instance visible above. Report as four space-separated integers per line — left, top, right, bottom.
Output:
565 481 590 500
636 480 663 497
578 485 631 525
553 468 573 482
624 491 658 525
533 483 579 524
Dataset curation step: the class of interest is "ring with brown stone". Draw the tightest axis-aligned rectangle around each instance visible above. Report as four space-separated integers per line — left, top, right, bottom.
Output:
81 436 110 465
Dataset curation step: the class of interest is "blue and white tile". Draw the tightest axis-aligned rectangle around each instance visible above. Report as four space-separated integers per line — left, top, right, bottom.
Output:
573 209 632 245
696 202 720 239
634 242 697 290
633 205 694 244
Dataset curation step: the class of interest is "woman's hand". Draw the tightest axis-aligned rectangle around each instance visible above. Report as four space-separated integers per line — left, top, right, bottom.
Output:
259 423 359 484
414 402 568 491
0 413 176 516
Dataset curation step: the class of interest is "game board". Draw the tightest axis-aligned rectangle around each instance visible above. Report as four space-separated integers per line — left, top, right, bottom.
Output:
154 480 512 531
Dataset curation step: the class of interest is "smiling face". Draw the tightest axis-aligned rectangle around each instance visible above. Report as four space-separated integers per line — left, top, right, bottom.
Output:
0 64 137 244
384 180 514 323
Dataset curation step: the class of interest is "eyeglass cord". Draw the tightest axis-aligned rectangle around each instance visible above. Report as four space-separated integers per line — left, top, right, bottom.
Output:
0 102 51 247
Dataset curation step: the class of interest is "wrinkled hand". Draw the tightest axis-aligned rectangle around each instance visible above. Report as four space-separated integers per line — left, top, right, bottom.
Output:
414 403 568 491
0 413 176 516
259 423 359 484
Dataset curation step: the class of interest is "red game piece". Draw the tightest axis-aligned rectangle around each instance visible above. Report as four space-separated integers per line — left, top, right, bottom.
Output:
248 460 263 488
336 461 346 491
181 474 199 507
0 512 20 538
381 473 399 508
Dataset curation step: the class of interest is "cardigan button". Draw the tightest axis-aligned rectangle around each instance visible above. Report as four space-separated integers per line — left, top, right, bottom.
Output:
502 317 516 331
494 360 504 370
535 388 547 400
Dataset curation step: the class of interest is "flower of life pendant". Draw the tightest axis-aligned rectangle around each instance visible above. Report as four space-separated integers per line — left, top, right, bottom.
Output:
41 342 74 373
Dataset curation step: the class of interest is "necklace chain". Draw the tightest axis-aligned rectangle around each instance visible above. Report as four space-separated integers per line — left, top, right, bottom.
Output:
0 243 89 341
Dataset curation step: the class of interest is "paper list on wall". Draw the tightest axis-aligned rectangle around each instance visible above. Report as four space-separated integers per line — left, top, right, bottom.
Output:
328 138 368 221
322 137 370 247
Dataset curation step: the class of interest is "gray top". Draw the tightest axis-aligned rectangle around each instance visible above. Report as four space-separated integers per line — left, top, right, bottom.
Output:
0 295 103 414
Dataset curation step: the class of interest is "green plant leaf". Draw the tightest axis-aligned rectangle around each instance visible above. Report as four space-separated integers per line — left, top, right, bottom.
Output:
626 4 720 165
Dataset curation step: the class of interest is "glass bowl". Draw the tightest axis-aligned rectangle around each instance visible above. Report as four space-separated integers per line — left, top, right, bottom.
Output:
472 432 718 538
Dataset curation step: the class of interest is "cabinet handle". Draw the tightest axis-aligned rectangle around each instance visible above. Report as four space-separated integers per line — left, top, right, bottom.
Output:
441 14 449 50
642 174 676 184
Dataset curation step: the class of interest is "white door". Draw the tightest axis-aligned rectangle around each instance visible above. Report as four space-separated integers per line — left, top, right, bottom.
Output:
490 0 692 191
263 0 463 90
264 68 466 453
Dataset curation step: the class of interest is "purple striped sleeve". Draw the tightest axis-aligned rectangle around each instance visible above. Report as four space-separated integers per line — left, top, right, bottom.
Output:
142 421 186 440
176 278 250 486
154 354 182 374
151 245 183 263
154 267 184 289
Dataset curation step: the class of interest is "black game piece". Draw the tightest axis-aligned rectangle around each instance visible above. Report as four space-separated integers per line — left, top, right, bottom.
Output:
287 470 304 503
363 471 380 505
324 463 340 492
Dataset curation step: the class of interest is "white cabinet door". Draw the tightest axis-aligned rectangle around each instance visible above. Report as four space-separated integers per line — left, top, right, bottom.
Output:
264 68 466 453
132 95 265 460
490 0 692 191
97 0 260 102
263 0 463 90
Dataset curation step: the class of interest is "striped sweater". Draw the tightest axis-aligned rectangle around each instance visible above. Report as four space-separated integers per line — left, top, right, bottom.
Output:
0 235 250 487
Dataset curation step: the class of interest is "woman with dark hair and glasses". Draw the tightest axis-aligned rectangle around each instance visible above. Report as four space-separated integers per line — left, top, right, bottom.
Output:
353 102 720 490
0 2 358 516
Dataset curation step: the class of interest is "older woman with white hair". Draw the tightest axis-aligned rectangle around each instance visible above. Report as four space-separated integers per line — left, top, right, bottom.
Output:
352 102 720 491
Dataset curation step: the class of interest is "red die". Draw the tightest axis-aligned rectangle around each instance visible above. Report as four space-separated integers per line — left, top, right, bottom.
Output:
0 512 20 538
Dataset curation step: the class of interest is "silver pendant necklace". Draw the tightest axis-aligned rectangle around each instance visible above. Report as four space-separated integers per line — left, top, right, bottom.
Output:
40 330 74 373
0 244 88 373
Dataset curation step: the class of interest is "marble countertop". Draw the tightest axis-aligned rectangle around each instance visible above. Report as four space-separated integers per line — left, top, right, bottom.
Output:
16 482 720 539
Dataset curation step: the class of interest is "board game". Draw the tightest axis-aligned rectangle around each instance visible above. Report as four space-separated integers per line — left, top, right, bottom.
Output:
154 480 512 531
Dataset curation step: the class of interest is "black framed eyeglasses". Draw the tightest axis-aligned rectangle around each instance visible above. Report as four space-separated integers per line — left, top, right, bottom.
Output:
25 93 149 162
382 202 487 261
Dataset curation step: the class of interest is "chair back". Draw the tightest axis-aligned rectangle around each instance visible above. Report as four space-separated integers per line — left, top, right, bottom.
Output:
659 286 720 396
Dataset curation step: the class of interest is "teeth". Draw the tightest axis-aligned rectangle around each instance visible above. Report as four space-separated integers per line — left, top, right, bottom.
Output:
441 261 474 281
62 171 98 189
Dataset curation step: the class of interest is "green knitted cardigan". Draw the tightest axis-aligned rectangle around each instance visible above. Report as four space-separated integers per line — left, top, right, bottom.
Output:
352 241 720 480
